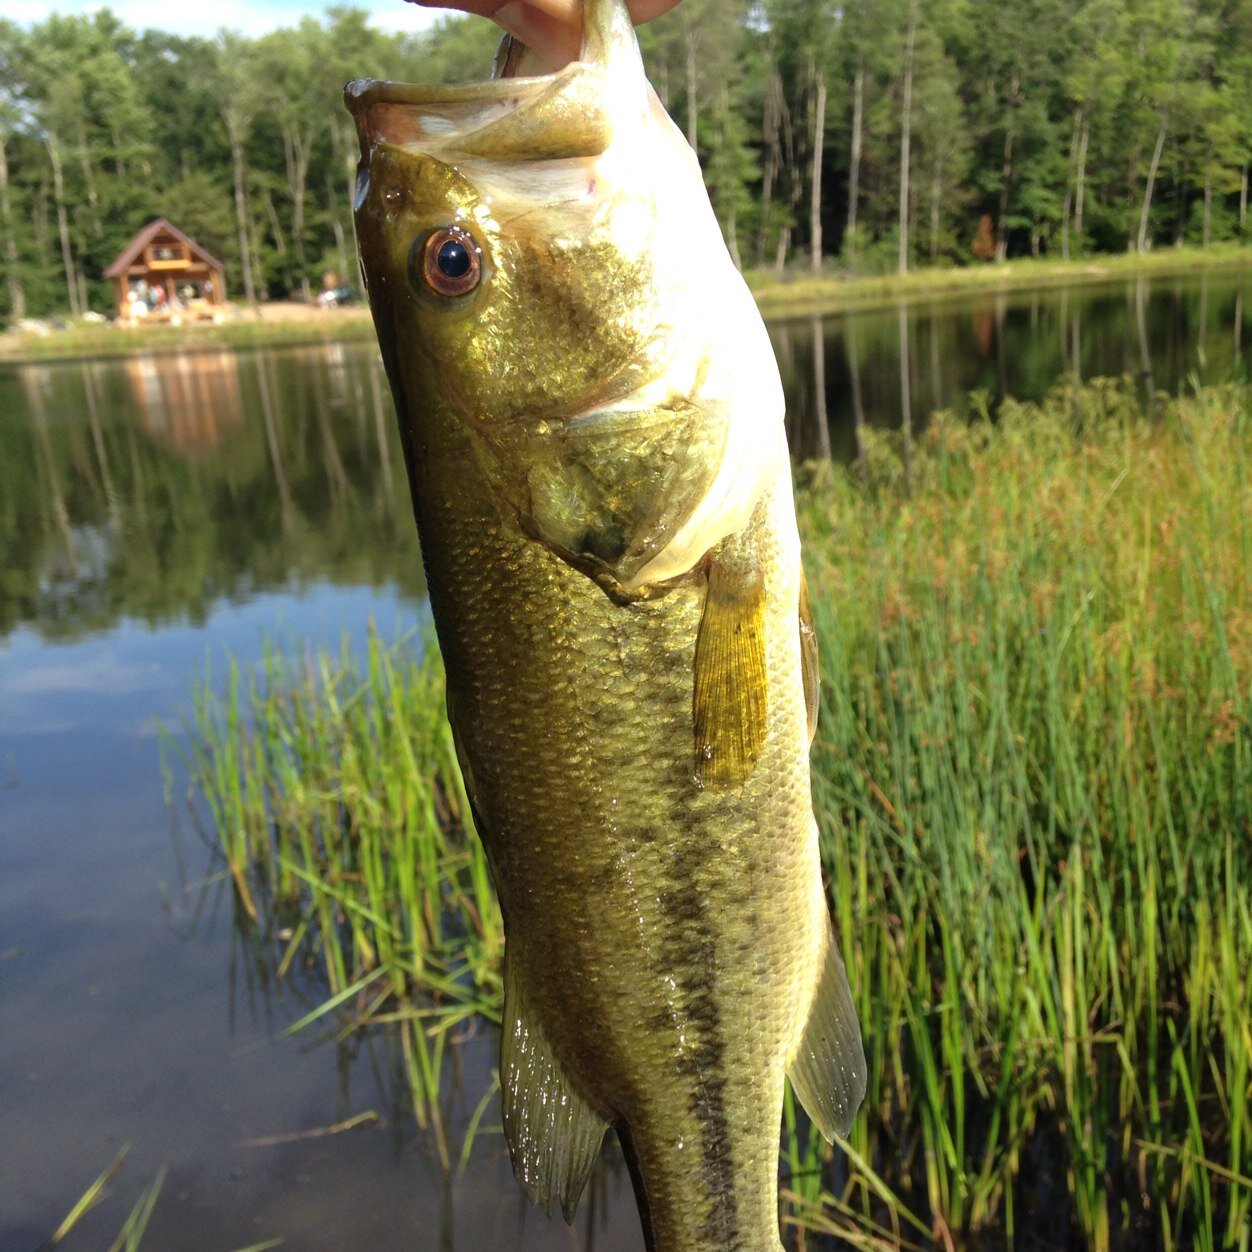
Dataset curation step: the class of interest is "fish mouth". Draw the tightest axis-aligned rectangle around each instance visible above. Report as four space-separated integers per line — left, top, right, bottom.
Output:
344 67 612 162
344 0 644 162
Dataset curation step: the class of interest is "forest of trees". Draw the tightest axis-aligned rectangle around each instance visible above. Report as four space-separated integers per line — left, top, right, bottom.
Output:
1 0 1251 321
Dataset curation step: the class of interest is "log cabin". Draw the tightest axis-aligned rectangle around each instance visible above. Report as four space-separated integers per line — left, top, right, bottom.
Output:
105 220 227 322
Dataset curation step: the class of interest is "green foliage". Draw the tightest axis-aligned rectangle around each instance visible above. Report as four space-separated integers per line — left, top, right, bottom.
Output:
0 346 421 639
1 2 1250 315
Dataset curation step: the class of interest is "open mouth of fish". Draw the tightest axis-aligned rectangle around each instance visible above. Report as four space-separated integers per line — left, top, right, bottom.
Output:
345 4 788 595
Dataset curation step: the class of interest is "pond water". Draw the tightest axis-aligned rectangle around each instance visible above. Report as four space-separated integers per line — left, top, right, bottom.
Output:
1 267 1249 1250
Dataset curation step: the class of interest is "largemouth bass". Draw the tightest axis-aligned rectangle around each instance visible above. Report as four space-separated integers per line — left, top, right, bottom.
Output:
345 2 866 1246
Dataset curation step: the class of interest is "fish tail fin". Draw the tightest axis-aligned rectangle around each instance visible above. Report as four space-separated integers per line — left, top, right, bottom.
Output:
501 953 609 1222
786 924 867 1141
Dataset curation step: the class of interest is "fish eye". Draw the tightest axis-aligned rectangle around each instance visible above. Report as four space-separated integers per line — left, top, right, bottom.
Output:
417 227 482 299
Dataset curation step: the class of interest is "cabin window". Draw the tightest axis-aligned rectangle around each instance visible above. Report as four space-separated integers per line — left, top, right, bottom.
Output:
148 243 189 265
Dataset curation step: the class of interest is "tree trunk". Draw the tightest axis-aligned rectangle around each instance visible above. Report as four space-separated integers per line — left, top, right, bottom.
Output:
1203 165 1212 248
898 1 918 275
46 132 80 316
1173 157 1186 246
1074 113 1089 255
1137 114 1168 254
775 225 790 274
328 168 348 283
76 138 103 240
293 184 310 298
1061 108 1081 262
995 120 1015 263
756 67 783 268
1240 163 1248 234
249 208 265 305
111 128 127 181
0 135 27 320
775 82 800 273
228 114 258 307
929 152 942 261
264 189 287 257
283 126 315 302
331 119 361 282
655 60 670 105
846 55 864 257
809 71 826 274
683 14 699 151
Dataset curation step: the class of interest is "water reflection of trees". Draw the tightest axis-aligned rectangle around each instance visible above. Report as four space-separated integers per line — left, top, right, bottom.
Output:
770 271 1250 463
3 274 1248 640
0 345 422 641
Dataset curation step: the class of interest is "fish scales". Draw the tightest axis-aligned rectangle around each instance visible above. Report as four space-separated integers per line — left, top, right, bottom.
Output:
422 442 822 1249
346 0 866 1245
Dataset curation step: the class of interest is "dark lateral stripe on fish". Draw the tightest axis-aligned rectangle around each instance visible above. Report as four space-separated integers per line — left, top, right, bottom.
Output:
664 873 740 1247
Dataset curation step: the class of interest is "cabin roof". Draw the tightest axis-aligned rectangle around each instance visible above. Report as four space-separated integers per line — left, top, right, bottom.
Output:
104 219 225 278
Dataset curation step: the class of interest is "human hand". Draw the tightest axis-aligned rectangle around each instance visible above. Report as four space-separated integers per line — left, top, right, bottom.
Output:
405 0 681 70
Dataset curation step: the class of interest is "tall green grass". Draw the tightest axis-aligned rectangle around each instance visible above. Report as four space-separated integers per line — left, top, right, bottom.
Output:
798 377 1250 1249
179 633 502 1164
181 378 1250 1248
39 1148 166 1252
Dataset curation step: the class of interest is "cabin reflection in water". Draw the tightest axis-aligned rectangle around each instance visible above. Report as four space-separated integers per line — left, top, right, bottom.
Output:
125 352 242 456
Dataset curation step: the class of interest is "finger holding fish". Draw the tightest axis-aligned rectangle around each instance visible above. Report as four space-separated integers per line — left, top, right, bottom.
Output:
405 0 683 69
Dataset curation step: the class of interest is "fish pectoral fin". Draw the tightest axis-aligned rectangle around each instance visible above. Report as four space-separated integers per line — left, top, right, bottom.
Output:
692 550 768 789
502 955 609 1223
799 567 819 746
787 924 867 1141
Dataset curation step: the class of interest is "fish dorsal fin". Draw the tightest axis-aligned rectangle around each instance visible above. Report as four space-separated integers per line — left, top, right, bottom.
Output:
799 568 819 746
502 954 609 1221
786 923 867 1140
692 548 768 789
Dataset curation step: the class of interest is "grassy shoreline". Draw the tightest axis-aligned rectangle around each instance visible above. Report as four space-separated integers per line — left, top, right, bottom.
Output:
5 243 1250 364
748 240 1252 319
181 378 1251 1251
0 307 377 364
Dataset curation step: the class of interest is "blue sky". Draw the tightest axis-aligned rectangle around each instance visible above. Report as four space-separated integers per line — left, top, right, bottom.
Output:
3 0 450 38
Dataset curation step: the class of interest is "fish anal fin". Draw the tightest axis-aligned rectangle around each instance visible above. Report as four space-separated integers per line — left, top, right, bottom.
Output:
787 926 867 1141
502 955 609 1222
799 568 819 746
692 553 768 789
